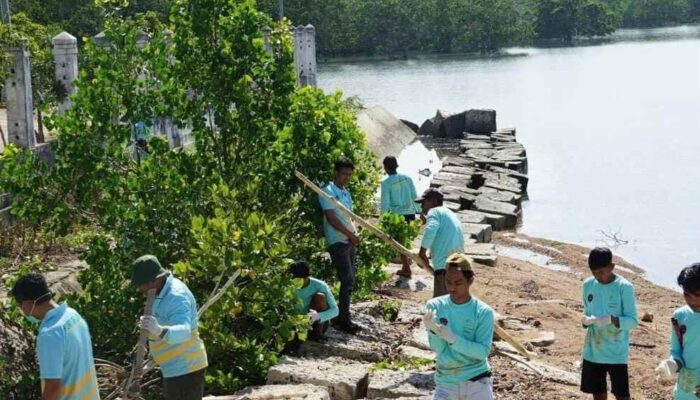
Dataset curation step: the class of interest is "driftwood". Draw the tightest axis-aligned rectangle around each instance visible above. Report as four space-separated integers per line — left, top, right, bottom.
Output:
123 289 156 399
295 170 433 274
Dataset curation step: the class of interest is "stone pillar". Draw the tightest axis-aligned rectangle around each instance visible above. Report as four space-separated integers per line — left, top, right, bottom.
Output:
5 48 35 148
292 25 317 87
52 32 79 114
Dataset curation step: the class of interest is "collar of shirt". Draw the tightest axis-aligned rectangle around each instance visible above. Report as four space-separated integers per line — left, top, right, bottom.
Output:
154 274 174 308
40 301 68 328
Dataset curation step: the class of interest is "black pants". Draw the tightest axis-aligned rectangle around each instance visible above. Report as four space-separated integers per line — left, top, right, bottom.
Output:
328 241 356 323
163 368 205 400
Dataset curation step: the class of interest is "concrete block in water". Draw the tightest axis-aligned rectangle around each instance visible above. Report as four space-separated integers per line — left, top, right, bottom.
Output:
462 223 493 243
465 109 496 134
473 197 519 228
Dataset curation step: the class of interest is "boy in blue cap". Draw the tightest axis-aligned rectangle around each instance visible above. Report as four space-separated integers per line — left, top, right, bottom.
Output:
654 262 700 399
580 247 638 400
290 260 339 340
11 273 100 400
131 255 207 400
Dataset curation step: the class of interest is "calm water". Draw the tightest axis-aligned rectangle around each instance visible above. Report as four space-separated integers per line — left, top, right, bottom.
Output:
318 26 700 289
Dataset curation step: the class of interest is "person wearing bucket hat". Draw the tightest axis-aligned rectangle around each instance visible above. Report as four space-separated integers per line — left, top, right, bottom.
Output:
415 188 465 297
131 255 208 400
11 273 100 400
423 253 495 400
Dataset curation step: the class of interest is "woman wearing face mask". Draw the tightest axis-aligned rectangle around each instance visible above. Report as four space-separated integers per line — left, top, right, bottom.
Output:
289 260 339 343
11 273 100 400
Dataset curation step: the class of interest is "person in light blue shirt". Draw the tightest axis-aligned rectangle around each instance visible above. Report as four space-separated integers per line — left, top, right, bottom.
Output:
380 156 420 278
415 187 465 297
580 247 638 400
11 273 100 400
131 255 207 400
318 158 361 334
654 262 700 399
290 260 339 341
424 253 495 400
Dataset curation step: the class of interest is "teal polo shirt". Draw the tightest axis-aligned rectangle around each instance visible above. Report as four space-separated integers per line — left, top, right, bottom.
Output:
319 182 355 246
380 173 420 216
420 206 465 271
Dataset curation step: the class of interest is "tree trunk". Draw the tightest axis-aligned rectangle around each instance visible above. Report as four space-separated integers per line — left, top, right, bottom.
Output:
36 108 45 144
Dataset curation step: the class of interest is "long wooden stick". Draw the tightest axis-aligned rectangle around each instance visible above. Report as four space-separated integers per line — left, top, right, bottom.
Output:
123 288 156 399
295 170 432 274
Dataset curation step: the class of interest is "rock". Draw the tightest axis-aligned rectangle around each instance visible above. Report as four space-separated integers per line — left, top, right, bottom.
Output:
440 165 476 175
418 119 439 137
463 243 498 266
456 211 488 225
439 111 466 139
462 223 492 243
357 106 416 164
482 180 522 195
457 210 506 231
465 110 496 134
641 312 654 323
206 384 331 400
409 323 431 351
472 197 519 228
443 201 462 212
477 191 521 206
0 193 10 209
442 156 473 167
367 370 435 399
401 119 419 133
497 318 537 332
442 190 476 209
523 331 556 347
266 356 371 400
464 134 491 141
397 345 435 361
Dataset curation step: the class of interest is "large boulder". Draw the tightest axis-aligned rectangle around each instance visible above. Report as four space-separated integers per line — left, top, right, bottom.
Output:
266 356 371 400
401 119 419 133
205 384 331 400
367 370 435 399
357 106 417 164
465 109 496 134
439 111 467 139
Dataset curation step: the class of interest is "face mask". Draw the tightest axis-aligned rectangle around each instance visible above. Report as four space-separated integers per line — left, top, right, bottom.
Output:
293 278 306 289
22 292 50 325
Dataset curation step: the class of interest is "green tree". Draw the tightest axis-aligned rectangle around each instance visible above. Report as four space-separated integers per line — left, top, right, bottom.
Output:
536 0 618 40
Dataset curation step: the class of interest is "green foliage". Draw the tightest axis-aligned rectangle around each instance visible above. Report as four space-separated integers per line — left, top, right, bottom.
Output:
0 1 387 395
621 0 692 27
369 357 434 373
536 0 619 40
378 299 402 322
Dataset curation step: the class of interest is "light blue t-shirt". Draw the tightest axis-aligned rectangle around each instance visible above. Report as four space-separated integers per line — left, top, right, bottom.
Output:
295 277 340 323
319 182 355 246
420 206 465 271
37 302 100 400
425 295 494 385
669 305 700 399
380 173 420 216
581 275 638 364
149 274 208 378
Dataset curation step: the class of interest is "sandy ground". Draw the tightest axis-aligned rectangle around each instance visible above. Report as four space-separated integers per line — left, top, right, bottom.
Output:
383 231 685 400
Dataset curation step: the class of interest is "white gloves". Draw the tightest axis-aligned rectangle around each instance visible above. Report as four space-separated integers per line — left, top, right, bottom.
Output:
581 315 612 326
308 309 321 323
423 310 457 344
139 315 164 337
654 358 679 380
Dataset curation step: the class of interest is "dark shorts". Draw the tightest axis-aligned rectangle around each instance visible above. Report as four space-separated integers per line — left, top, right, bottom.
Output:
580 359 629 397
163 368 205 400
403 214 416 222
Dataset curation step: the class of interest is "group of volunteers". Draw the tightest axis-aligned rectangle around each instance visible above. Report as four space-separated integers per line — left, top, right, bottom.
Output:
8 156 700 400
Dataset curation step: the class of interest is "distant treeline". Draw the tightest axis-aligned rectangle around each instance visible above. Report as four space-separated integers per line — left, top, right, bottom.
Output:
7 0 700 56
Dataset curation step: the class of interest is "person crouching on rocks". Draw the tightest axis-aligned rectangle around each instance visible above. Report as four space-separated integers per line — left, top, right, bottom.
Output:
423 253 495 400
291 260 339 341
654 262 700 399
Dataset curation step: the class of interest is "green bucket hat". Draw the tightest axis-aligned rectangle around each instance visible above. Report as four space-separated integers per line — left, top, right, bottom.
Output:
131 255 168 286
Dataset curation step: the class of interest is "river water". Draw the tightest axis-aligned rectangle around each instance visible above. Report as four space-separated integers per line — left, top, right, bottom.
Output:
318 26 700 289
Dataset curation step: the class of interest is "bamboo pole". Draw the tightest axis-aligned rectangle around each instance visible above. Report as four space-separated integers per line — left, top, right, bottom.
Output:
295 170 432 274
295 170 534 360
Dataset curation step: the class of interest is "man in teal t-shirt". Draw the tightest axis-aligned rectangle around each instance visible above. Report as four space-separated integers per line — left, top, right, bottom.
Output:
290 260 339 341
654 262 700 399
318 158 361 334
11 273 100 400
424 253 495 400
415 188 465 297
380 156 420 278
580 247 638 400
